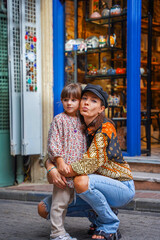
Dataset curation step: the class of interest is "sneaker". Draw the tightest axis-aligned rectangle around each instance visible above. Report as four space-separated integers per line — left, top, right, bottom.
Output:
50 233 77 240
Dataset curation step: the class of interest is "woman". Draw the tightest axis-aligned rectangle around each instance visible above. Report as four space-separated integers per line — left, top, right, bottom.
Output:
38 84 135 240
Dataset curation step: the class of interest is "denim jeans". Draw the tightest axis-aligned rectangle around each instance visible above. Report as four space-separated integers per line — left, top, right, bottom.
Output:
78 175 135 234
42 175 135 234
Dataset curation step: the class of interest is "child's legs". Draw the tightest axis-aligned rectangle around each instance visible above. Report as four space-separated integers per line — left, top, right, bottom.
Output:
38 194 93 219
50 185 74 239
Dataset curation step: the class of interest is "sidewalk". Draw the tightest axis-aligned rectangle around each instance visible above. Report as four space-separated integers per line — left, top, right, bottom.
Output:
0 183 160 212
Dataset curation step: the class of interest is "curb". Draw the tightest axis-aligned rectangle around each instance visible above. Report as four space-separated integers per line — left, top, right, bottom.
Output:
0 189 50 202
121 197 160 212
0 189 160 213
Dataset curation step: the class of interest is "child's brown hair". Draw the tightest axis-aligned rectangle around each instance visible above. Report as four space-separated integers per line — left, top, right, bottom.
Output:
61 83 82 100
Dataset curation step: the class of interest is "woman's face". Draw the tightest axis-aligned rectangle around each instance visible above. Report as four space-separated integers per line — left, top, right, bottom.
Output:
80 91 105 125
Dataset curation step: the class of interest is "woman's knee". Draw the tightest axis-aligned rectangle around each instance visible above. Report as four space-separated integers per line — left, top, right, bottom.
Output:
37 201 49 219
74 175 89 194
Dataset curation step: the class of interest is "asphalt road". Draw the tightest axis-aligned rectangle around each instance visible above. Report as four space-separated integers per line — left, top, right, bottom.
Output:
0 199 160 240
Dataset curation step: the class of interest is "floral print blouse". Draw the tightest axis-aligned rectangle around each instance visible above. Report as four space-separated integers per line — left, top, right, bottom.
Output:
47 112 87 188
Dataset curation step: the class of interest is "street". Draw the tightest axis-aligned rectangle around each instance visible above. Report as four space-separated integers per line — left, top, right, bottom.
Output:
0 199 160 240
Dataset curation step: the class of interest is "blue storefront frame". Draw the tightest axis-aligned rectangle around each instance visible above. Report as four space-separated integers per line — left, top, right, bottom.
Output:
126 0 142 156
53 0 142 156
53 0 65 115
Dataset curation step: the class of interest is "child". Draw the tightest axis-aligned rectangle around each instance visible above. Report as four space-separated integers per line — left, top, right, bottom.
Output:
47 83 87 240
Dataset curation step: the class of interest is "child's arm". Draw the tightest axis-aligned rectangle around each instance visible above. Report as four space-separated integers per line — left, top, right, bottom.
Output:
55 157 71 175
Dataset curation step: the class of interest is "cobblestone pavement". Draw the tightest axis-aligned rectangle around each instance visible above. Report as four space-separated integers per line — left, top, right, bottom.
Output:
0 199 160 240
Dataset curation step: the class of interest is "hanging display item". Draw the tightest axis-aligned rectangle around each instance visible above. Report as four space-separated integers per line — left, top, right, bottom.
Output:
25 29 37 92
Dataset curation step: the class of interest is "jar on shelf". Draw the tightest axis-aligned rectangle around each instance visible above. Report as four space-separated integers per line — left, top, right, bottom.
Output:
110 5 122 16
101 8 110 17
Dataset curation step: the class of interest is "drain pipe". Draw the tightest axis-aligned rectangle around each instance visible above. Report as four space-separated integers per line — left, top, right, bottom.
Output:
16 155 24 184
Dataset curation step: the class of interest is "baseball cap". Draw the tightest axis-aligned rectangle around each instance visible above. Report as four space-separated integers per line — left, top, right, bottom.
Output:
81 84 108 108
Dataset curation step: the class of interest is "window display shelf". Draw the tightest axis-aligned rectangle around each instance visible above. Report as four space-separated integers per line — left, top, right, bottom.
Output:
141 73 148 78
85 46 123 54
114 86 160 92
85 12 127 24
141 87 160 91
85 73 126 79
83 2 127 123
65 46 123 55
108 105 123 108
141 60 159 66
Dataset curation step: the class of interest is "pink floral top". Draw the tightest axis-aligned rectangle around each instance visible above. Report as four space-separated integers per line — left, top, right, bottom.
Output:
47 112 87 188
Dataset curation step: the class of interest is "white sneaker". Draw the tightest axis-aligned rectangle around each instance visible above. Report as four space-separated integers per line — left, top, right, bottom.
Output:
50 233 77 240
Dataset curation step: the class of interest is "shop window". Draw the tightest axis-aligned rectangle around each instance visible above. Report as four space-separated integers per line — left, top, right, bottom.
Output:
64 0 128 151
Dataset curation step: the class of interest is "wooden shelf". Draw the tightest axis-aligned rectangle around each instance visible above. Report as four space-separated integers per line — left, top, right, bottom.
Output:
111 86 160 92
141 60 159 66
111 58 126 61
85 12 127 25
141 87 160 91
141 19 160 33
85 74 126 79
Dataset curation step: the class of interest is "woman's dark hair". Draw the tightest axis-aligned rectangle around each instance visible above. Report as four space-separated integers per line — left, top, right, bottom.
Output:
61 83 82 100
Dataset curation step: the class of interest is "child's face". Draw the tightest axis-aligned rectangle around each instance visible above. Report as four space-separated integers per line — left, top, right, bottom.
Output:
62 96 80 117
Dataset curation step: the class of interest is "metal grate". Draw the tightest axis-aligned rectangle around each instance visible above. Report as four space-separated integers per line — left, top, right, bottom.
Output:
0 15 8 73
12 0 20 24
25 0 36 23
0 14 9 130
13 27 20 92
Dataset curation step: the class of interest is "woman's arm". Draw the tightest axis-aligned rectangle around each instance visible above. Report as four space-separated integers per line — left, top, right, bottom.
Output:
46 159 67 189
62 132 109 177
71 132 108 175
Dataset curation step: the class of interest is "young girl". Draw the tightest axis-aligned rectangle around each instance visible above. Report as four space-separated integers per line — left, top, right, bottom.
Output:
47 83 86 240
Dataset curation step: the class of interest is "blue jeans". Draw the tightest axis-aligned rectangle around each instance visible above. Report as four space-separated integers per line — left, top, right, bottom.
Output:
78 175 135 233
42 175 135 233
